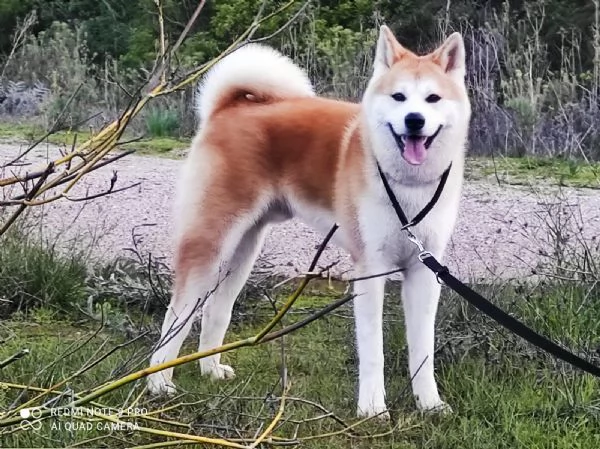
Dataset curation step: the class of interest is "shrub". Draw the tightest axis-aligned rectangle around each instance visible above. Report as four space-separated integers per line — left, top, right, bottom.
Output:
0 80 50 117
144 107 180 138
0 229 88 318
5 21 100 129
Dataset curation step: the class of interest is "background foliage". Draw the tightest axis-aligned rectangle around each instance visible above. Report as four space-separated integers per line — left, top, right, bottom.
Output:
1 0 600 159
1 1 597 71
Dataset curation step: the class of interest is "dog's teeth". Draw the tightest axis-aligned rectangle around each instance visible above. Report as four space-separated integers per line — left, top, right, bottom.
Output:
400 135 408 143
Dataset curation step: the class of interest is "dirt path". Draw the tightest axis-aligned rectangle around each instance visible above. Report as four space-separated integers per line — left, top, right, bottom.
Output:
2 141 599 282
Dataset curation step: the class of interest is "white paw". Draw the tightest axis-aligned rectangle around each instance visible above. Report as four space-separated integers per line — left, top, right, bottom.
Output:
356 400 390 420
147 374 177 396
357 380 388 419
416 398 453 415
201 363 236 380
356 405 390 421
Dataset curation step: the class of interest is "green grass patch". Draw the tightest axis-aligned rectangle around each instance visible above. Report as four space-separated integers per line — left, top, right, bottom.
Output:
1 279 599 448
0 122 190 157
0 122 45 141
0 122 93 148
120 136 189 157
0 230 88 318
466 156 600 188
144 108 179 138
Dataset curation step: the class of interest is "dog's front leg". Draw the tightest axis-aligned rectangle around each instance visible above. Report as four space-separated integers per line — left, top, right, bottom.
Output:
402 264 451 413
354 273 389 418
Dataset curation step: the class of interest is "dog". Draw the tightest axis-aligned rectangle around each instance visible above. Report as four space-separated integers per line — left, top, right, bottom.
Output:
147 25 471 418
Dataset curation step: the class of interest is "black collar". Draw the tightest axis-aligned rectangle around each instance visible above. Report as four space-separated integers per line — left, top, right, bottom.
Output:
376 161 452 230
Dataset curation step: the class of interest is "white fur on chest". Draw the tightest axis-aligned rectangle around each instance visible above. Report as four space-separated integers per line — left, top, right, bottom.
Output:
355 170 462 270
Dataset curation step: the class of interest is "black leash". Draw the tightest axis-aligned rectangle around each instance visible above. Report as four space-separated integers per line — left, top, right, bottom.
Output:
420 255 600 377
376 161 600 378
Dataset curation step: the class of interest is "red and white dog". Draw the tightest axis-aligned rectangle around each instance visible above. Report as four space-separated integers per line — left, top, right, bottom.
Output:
148 25 471 418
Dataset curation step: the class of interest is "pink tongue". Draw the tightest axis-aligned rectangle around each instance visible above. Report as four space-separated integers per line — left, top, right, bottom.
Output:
402 137 428 165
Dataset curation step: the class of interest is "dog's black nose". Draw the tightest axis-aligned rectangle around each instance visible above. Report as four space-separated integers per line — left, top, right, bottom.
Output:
404 113 425 132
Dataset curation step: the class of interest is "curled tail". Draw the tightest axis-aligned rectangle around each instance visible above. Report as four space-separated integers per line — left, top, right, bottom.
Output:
196 44 315 122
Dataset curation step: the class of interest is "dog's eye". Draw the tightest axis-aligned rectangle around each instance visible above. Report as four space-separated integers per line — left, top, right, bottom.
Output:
426 94 441 103
391 93 406 102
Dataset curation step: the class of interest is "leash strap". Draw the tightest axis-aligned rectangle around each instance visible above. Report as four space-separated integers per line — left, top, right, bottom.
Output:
376 162 452 229
420 254 600 378
376 161 600 378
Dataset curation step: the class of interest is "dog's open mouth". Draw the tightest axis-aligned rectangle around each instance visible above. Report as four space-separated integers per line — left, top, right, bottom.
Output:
388 124 443 165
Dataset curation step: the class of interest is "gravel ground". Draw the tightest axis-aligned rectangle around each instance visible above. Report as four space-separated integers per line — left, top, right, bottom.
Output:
2 141 599 282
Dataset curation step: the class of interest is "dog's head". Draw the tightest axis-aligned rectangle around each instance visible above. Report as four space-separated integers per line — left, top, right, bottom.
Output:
362 26 471 177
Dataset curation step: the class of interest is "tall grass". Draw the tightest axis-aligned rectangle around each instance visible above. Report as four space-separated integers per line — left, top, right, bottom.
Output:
464 2 600 160
144 107 180 138
0 228 88 318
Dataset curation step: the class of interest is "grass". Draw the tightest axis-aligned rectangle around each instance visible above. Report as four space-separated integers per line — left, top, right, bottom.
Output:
0 275 599 448
0 228 88 318
466 156 600 188
145 108 180 138
121 136 189 157
0 122 94 147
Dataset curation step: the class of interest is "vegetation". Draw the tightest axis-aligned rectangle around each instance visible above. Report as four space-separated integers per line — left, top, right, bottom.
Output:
0 229 88 318
144 107 180 138
1 1 599 447
1 0 600 159
1 258 599 447
0 184 598 447
465 156 600 188
0 123 189 157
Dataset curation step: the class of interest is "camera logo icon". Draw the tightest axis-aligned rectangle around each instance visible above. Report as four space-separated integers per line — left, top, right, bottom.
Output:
19 408 43 432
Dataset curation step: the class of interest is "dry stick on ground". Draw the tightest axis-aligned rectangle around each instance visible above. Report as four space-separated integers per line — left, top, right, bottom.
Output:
0 162 54 235
3 307 108 413
63 172 142 203
0 149 137 205
0 382 194 433
0 349 30 369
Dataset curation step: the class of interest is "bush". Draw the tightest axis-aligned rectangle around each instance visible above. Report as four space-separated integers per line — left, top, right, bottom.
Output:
0 223 172 321
144 107 180 138
0 80 50 117
12 21 98 128
0 229 88 317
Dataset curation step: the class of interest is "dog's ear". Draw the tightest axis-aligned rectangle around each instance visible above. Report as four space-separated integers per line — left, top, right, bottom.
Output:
431 32 466 78
374 25 406 72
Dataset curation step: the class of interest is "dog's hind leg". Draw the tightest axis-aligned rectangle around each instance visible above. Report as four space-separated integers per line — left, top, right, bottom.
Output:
197 221 268 379
147 260 210 395
147 213 268 395
402 263 451 413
